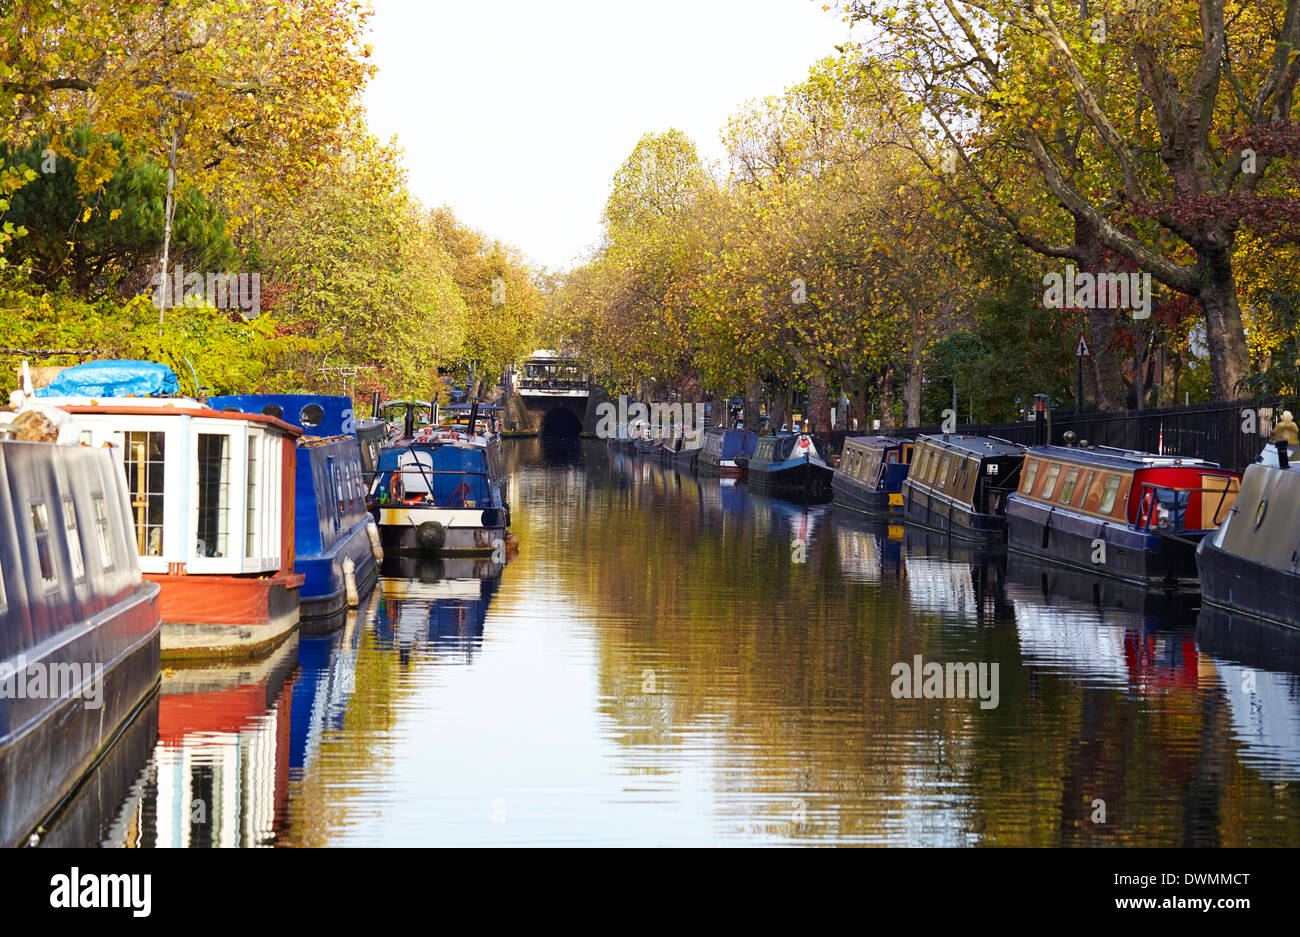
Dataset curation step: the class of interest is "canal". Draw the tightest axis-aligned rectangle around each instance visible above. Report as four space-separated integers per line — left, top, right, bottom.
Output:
46 439 1300 846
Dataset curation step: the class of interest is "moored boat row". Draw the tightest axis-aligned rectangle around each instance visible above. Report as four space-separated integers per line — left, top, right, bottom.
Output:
825 417 1300 629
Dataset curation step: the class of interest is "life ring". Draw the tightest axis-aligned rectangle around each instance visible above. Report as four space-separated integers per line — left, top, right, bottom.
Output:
390 472 405 503
445 481 471 507
1138 488 1155 528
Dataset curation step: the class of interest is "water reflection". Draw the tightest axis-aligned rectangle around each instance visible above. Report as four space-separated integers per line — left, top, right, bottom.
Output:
46 437 1300 845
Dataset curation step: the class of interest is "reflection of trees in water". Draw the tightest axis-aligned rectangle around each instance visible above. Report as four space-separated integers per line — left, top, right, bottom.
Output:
554 444 1300 845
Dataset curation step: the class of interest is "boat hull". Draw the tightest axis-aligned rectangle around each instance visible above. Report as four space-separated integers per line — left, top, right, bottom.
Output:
1007 497 1200 586
297 519 380 621
372 505 507 555
903 485 1006 543
1198 539 1300 628
748 459 833 498
0 582 162 848
149 572 303 661
832 473 899 515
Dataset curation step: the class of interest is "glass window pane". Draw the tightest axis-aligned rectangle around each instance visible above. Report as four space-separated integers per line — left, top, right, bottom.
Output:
124 431 166 556
197 434 230 558
63 498 85 580
93 494 114 570
1099 475 1122 514
31 503 57 585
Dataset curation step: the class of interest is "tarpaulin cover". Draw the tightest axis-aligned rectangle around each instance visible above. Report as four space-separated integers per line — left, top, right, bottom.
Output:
36 360 180 398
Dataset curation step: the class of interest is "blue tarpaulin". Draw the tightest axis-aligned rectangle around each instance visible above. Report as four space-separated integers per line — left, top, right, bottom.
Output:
36 360 180 398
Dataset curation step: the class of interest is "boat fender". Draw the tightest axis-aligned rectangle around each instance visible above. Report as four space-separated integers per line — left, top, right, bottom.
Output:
343 556 359 608
416 520 446 551
366 520 384 562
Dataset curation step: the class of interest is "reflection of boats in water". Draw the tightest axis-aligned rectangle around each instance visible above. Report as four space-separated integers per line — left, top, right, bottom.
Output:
1197 606 1300 781
371 557 505 661
903 527 1008 622
101 637 300 847
289 602 368 777
1006 561 1199 693
832 507 903 583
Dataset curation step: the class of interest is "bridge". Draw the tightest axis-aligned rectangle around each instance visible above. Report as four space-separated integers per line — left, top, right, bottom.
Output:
503 350 604 437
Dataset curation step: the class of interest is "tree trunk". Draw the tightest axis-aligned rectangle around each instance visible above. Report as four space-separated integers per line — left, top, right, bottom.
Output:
743 376 763 431
879 366 897 431
1197 246 1251 401
808 372 832 442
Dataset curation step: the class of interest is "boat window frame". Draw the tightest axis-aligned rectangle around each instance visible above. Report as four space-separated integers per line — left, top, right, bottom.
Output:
29 500 59 589
1057 466 1081 505
91 492 115 571
195 431 233 561
1021 458 1040 494
1078 470 1098 512
61 496 86 583
1040 462 1062 500
1098 473 1123 514
936 455 951 489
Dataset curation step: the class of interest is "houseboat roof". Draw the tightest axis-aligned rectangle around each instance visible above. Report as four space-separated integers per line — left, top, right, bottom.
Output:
45 396 302 436
1027 444 1219 470
844 435 909 448
207 394 360 437
916 434 1023 458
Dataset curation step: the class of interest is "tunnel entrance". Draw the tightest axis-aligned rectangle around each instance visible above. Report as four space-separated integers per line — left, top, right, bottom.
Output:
540 406 583 437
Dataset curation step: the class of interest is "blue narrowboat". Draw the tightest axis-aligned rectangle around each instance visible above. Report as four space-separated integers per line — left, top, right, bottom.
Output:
697 426 758 477
368 427 510 554
745 432 834 498
1007 444 1240 587
0 436 162 848
209 395 382 622
833 436 914 514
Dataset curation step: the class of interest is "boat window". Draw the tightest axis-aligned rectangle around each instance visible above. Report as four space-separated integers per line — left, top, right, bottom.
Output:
196 434 231 558
1079 471 1098 512
246 436 259 558
327 457 342 532
1099 474 1122 514
1057 467 1080 505
913 448 928 480
937 456 951 489
30 502 57 587
903 444 914 464
92 494 114 570
301 404 325 428
926 450 941 483
957 458 970 491
122 431 166 556
1041 463 1062 500
1021 459 1039 494
62 498 85 581
887 451 898 463
261 404 283 419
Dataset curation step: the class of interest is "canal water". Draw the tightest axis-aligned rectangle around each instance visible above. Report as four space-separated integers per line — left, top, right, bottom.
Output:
47 439 1300 846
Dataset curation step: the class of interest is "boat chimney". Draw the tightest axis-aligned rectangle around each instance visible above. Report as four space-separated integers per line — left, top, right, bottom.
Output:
1033 393 1049 446
371 391 381 419
403 403 415 439
1278 439 1290 470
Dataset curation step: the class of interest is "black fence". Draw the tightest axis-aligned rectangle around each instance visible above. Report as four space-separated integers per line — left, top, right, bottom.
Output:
833 399 1274 473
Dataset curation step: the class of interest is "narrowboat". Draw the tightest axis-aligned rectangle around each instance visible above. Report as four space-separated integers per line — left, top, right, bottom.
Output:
1007 444 1240 586
663 429 704 468
1197 444 1300 626
698 426 758 477
832 436 914 514
0 436 162 848
29 364 304 660
901 435 1024 542
368 426 510 555
208 395 384 625
746 432 834 498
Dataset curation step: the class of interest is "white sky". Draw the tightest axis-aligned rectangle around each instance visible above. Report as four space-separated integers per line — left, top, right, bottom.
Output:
362 0 853 272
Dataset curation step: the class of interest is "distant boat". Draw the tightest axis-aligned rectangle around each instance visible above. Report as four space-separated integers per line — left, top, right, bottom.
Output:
0 436 161 848
368 426 510 555
832 436 914 514
698 426 757 477
902 434 1024 542
1008 443 1239 587
208 394 384 624
1197 442 1300 625
746 432 833 498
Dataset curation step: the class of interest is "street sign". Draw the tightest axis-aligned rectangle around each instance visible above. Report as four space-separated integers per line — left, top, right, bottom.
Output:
1076 333 1091 357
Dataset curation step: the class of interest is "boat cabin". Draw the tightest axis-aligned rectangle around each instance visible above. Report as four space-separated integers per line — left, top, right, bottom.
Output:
834 436 914 513
902 435 1024 540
